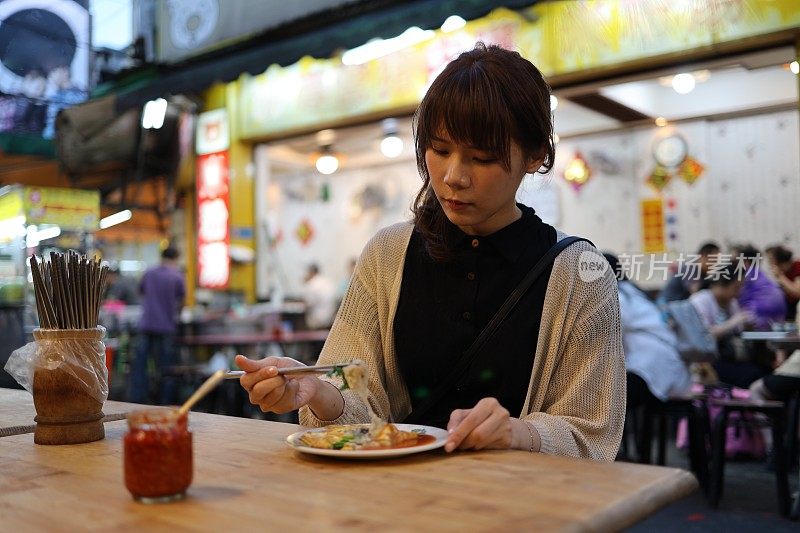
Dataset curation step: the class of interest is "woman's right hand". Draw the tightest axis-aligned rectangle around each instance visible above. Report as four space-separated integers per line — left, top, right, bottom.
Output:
235 355 322 414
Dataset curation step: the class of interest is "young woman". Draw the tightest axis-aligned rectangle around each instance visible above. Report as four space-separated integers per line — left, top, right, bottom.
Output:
689 265 765 388
236 44 625 461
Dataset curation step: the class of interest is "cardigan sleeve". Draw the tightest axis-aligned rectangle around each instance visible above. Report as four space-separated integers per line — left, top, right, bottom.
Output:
298 232 393 427
526 262 626 461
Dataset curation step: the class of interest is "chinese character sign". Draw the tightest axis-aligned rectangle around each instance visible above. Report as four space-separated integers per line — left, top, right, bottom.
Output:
641 198 665 253
197 151 230 288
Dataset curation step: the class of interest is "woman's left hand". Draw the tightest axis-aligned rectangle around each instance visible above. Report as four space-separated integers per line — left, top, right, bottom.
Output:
444 397 536 453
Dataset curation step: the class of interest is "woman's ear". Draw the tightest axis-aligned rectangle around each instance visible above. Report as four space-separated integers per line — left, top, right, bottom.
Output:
526 156 545 174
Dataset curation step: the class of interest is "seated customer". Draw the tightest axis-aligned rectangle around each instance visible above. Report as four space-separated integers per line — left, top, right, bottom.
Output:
732 244 786 330
690 265 765 388
750 301 800 402
657 241 719 304
605 253 690 408
765 245 800 321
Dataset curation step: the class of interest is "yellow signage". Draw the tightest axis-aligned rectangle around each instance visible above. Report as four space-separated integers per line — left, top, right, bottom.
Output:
237 0 800 140
0 188 23 223
22 186 100 231
641 198 666 254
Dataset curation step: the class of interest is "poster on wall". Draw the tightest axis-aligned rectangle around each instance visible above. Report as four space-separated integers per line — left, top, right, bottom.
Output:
641 198 665 253
0 0 90 139
197 151 230 288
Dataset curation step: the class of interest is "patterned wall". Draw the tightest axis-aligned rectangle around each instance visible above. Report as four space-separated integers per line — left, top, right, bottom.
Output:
552 109 800 285
264 109 800 294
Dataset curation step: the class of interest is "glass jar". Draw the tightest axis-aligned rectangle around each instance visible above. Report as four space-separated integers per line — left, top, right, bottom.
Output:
123 408 193 503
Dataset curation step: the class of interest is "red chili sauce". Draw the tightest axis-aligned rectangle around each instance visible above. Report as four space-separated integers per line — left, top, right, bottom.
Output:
124 409 193 500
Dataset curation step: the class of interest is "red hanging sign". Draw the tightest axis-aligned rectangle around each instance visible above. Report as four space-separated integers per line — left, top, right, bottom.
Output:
197 151 230 288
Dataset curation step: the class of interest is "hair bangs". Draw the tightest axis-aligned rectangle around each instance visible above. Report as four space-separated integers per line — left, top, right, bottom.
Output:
417 65 514 170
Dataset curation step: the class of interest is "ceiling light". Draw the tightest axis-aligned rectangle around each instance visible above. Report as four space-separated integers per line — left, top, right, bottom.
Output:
550 95 558 111
342 27 435 65
314 129 339 174
142 98 168 129
316 152 339 175
671 73 695 94
441 15 466 33
26 225 61 248
380 118 403 158
655 117 668 127
381 135 403 158
99 209 133 230
791 61 799 75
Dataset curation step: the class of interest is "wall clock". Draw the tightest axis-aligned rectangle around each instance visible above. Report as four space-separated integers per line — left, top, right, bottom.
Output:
653 134 688 168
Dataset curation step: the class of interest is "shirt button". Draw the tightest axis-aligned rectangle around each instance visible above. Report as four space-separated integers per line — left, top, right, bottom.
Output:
462 311 472 320
467 272 476 281
471 238 480 248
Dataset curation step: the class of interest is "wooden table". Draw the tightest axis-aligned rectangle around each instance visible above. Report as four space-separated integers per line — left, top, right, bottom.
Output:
0 389 130 435
0 388 697 531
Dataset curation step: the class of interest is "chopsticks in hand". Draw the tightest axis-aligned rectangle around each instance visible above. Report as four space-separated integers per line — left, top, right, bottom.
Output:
224 364 345 380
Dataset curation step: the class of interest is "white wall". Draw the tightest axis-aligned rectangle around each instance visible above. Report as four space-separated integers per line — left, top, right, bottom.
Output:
552 109 800 287
260 156 421 297
259 109 800 295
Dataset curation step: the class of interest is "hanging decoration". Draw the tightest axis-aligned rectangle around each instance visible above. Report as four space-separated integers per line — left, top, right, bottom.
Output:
295 218 315 246
646 164 672 192
562 152 592 192
678 156 705 185
664 197 679 251
647 132 707 190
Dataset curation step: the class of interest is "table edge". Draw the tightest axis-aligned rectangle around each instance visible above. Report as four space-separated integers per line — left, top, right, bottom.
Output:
584 468 698 532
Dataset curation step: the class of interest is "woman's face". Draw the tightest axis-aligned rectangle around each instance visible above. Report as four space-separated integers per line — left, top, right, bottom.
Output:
425 132 538 236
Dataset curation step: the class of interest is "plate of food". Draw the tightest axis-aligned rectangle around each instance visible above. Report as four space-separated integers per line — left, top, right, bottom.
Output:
286 422 448 459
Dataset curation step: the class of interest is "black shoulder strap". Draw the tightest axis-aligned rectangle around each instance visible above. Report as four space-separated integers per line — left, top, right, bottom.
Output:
404 236 593 425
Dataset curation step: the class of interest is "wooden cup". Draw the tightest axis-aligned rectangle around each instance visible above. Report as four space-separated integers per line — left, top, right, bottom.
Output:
32 328 107 445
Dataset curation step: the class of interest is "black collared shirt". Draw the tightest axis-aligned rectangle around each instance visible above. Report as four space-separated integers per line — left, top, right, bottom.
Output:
394 204 557 428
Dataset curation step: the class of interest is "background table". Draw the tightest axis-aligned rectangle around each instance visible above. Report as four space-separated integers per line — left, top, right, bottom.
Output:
0 388 697 531
177 329 330 366
740 331 800 351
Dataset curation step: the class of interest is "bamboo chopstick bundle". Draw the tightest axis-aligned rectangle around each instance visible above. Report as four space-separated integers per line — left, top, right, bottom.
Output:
30 252 109 330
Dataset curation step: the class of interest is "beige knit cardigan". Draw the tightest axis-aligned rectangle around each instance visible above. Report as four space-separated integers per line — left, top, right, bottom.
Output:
299 222 626 461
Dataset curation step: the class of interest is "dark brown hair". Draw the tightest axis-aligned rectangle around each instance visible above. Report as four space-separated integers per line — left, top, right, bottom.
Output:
766 244 793 264
411 43 555 261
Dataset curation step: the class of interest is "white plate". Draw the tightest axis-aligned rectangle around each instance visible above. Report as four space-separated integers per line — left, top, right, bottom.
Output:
286 424 448 459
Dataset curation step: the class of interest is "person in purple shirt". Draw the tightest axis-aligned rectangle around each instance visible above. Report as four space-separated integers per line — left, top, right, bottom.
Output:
131 247 186 404
732 245 787 331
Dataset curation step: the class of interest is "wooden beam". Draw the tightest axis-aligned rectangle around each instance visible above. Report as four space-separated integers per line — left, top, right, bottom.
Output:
567 93 651 123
